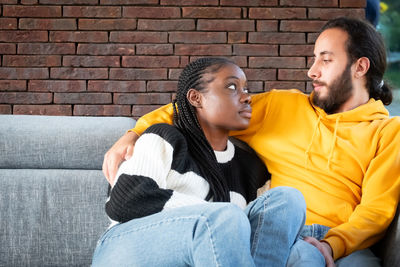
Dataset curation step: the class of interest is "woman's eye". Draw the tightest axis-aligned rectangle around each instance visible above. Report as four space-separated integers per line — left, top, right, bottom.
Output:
228 84 236 90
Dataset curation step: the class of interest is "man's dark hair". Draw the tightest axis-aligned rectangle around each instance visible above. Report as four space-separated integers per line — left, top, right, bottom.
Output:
173 57 234 202
321 17 392 105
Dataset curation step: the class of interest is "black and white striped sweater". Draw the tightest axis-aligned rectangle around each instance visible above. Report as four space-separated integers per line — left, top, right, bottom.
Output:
106 123 270 224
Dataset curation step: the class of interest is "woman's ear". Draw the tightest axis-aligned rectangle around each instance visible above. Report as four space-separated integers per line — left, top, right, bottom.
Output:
354 57 370 78
187 89 202 108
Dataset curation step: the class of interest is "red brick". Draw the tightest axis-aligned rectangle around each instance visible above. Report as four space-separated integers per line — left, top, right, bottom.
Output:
88 80 146 92
3 55 61 67
280 44 314 56
0 0 17 4
13 105 72 116
179 56 189 67
169 69 182 80
0 80 26 91
0 18 17 29
114 93 171 105
19 19 76 30
182 7 241 18
257 20 278 31
63 6 120 17
247 81 264 92
50 31 108 43
3 5 61 17
131 104 161 118
136 44 173 55
280 20 326 32
278 69 308 80
265 81 306 90
228 32 247 43
123 7 180 18
249 8 306 19
138 19 195 31
110 31 167 43
20 0 38 4
63 56 120 67
101 0 158 4
77 44 135 55
122 56 179 68
50 68 108 79
279 0 337 7
0 44 16 54
161 0 217 5
307 56 314 68
197 19 254 31
233 44 278 56
0 68 48 79
340 0 366 8
18 43 75 55
0 92 52 104
54 93 111 104
189 56 247 68
249 57 305 68
175 44 231 56
220 0 277 6
29 80 86 92
147 81 178 92
307 32 319 43
0 30 48 42
79 19 136 30
249 32 305 44
74 105 131 116
306 81 314 92
169 32 226 44
0 105 11 114
110 68 167 80
40 0 98 4
308 8 365 20
243 69 276 81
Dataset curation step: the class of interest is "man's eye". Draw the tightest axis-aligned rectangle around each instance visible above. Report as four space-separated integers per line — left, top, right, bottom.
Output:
243 88 249 94
228 84 236 90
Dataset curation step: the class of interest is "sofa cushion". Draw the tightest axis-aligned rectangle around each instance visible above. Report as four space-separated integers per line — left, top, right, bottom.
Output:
0 169 109 266
0 115 135 169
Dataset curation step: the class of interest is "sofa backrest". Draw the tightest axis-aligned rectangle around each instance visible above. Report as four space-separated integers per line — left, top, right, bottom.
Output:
0 115 136 267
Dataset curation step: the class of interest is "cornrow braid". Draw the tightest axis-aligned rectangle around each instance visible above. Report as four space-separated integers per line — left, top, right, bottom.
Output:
173 57 234 202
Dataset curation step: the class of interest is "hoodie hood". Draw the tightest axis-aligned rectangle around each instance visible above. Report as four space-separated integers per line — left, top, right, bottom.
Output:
310 92 389 122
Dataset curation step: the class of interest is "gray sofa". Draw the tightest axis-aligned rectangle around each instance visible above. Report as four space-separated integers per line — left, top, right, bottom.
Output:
0 114 399 266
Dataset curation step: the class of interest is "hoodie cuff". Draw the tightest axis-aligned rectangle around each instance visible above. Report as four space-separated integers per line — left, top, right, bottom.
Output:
322 235 345 261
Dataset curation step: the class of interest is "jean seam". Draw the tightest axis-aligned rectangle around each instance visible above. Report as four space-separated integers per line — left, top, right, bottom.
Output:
250 193 268 258
202 215 221 267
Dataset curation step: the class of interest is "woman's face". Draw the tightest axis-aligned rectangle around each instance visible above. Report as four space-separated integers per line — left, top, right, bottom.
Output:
195 63 251 135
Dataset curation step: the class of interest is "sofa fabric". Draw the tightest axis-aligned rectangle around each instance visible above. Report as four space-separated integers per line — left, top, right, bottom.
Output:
0 114 398 266
0 115 135 267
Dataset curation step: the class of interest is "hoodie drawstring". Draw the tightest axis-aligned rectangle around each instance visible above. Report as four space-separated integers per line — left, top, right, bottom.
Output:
327 116 341 170
305 114 321 168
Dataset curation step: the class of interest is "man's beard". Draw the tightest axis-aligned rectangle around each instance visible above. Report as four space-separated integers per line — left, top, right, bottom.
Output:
312 63 353 114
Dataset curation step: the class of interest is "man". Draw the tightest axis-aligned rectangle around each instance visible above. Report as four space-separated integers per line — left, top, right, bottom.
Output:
103 17 400 266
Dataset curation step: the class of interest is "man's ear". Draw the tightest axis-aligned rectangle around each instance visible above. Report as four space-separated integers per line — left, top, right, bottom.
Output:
187 88 202 108
354 57 370 78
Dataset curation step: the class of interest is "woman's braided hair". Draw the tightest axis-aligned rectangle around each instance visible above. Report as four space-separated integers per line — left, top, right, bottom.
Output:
173 57 234 202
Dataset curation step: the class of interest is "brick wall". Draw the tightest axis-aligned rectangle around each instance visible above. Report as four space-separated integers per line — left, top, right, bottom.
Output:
0 0 366 117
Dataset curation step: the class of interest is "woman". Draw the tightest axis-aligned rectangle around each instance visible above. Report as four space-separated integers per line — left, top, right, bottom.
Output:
92 58 306 266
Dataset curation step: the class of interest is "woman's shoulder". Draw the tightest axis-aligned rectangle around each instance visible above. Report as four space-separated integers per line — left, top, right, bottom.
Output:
144 123 186 146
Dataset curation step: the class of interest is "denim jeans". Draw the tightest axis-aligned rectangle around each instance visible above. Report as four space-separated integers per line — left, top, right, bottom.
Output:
92 186 307 267
287 224 381 267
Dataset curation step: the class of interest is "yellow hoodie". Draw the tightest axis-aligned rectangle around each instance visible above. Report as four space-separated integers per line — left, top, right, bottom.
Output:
131 89 400 260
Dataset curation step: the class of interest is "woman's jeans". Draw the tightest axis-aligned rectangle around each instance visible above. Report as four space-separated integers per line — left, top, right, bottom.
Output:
287 224 381 267
92 186 307 267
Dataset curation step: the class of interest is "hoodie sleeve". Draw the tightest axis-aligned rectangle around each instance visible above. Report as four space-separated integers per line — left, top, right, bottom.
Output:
323 117 400 260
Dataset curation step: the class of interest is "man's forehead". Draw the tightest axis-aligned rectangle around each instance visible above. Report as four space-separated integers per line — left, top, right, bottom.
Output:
314 28 348 55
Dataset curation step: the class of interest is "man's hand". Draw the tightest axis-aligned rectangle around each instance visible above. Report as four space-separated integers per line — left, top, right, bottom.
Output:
304 236 335 267
102 131 139 185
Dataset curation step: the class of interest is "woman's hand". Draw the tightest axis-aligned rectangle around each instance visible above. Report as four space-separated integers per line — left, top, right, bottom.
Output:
102 131 139 185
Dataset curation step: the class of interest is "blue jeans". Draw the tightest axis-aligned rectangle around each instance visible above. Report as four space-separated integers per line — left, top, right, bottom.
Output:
92 186 306 267
287 224 381 267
